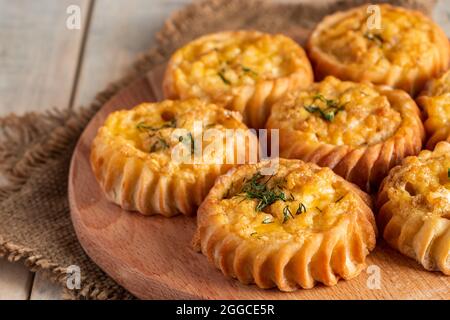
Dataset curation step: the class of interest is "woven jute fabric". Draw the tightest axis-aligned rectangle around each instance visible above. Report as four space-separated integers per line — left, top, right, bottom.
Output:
0 0 436 300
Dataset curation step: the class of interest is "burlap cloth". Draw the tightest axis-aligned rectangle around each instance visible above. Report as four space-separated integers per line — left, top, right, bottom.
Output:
0 0 437 300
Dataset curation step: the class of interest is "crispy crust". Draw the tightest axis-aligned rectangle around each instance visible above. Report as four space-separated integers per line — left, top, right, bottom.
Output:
163 31 313 129
90 99 257 217
266 78 425 193
195 159 377 291
307 4 450 96
377 142 450 275
424 128 450 151
416 70 450 150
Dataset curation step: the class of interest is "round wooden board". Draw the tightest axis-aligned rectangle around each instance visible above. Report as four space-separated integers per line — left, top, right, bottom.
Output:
69 64 449 300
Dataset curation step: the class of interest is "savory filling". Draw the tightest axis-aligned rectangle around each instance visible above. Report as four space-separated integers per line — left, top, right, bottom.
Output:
423 72 450 131
317 5 437 71
425 95 450 134
218 164 358 240
272 77 402 146
390 155 450 219
103 101 244 162
173 33 305 95
425 71 450 97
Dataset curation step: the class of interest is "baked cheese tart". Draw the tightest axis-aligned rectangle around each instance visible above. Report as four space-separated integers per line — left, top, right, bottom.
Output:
163 31 313 129
266 76 425 192
377 142 450 275
90 99 257 217
307 4 450 96
194 159 377 291
417 70 450 150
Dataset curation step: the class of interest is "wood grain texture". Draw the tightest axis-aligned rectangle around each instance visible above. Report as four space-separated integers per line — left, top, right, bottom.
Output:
433 0 450 37
2 0 450 300
0 0 92 300
29 272 64 300
73 0 190 108
0 0 91 116
0 259 33 300
69 65 450 300
0 0 187 300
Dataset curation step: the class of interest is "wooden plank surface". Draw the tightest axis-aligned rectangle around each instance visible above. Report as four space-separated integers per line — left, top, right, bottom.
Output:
29 272 63 300
433 0 450 37
0 0 91 116
0 0 189 300
0 259 33 300
73 0 190 108
0 0 450 300
0 0 92 300
27 0 189 298
69 65 450 300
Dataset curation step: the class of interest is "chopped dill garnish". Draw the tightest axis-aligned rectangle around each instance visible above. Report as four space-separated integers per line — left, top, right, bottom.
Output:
136 118 176 131
262 217 274 224
364 32 384 46
242 66 258 76
283 206 294 223
241 172 286 211
315 206 323 213
313 93 339 107
336 195 345 203
296 203 307 215
150 137 169 152
304 93 345 121
304 105 344 121
218 70 231 85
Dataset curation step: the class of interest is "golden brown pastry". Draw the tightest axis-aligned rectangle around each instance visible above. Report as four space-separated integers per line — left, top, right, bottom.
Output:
416 70 450 150
163 30 313 129
266 76 425 192
90 99 257 217
307 4 450 96
195 159 377 291
377 142 450 275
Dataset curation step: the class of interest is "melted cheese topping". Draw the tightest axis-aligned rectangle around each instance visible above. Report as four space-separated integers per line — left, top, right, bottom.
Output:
422 70 450 134
216 163 361 241
101 99 247 170
424 70 450 97
386 148 450 219
269 76 402 146
170 31 308 100
316 5 438 72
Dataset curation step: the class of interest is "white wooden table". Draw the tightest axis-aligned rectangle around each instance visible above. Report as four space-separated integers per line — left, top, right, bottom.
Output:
0 0 449 300
0 0 191 300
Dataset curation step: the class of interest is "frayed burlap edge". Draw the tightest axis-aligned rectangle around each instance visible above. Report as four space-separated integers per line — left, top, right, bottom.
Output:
0 0 437 300
0 7 178 298
0 106 131 300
